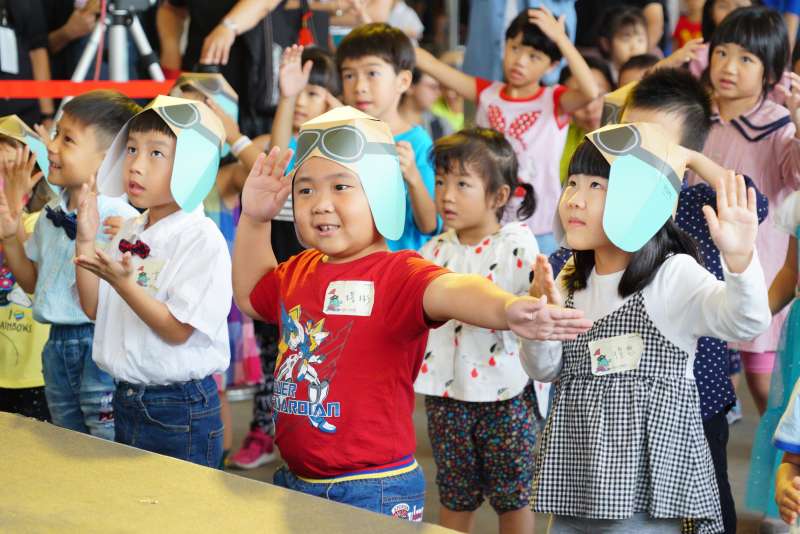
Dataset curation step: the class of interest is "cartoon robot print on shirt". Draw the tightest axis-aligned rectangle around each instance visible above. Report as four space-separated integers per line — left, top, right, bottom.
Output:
274 304 340 433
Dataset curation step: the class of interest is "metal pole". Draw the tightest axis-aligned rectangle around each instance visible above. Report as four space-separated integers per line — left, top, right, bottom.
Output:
448 0 459 51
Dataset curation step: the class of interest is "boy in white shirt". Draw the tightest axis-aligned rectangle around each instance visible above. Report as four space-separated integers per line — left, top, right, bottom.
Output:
74 96 232 467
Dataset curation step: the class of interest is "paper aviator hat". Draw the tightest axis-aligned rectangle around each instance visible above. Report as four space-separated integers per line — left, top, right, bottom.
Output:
600 81 636 127
96 95 225 212
0 115 50 180
291 106 405 241
555 122 686 253
170 72 239 123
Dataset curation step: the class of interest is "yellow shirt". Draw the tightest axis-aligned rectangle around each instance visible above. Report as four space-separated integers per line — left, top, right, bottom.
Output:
0 212 50 388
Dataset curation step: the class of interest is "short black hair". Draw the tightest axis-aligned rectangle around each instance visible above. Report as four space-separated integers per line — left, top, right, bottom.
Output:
128 109 177 141
336 23 415 73
627 67 712 151
559 55 616 90
701 0 763 42
563 140 701 297
433 127 535 221
709 5 789 93
619 53 660 75
61 90 141 150
597 6 647 54
505 9 562 62
304 47 341 96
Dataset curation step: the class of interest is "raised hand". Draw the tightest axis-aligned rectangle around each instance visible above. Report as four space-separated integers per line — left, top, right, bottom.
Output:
74 249 135 289
0 145 42 214
396 141 421 185
102 216 123 238
506 295 593 341
76 183 100 244
279 45 313 99
528 6 568 44
660 38 705 69
703 171 758 274
0 186 20 240
529 254 562 306
241 147 294 223
204 97 241 144
780 72 800 132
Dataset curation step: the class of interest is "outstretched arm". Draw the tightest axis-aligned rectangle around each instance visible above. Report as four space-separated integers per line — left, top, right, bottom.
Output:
415 47 477 102
233 148 294 320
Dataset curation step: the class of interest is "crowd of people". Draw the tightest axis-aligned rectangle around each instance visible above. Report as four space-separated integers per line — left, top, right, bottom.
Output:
5 1 800 533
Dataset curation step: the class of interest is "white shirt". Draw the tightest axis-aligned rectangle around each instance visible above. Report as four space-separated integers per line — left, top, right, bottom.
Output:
520 253 771 382
93 208 232 385
414 223 539 401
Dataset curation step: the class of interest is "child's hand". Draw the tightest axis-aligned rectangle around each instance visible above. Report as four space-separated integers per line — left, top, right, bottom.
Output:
325 91 343 110
241 147 294 223
0 186 20 240
659 38 704 69
204 97 242 144
396 141 421 185
33 123 54 153
703 171 758 274
76 183 100 244
0 145 42 214
530 255 562 306
102 216 123 238
528 6 568 44
779 72 800 132
778 474 800 525
279 45 313 99
506 295 593 341
74 249 135 289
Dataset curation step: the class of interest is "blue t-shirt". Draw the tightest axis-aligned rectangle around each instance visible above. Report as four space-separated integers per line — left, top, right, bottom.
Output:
762 0 800 16
388 125 438 252
25 192 139 325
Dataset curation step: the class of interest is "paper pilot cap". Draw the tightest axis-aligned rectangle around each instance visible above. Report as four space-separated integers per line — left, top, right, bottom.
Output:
0 115 50 181
555 122 686 253
96 95 225 212
170 72 239 124
292 106 405 241
601 81 637 127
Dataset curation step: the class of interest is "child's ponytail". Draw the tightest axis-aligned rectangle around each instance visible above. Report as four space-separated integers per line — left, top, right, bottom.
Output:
515 182 536 221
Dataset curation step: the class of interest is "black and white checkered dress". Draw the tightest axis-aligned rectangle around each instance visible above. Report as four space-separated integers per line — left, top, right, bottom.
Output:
532 291 723 534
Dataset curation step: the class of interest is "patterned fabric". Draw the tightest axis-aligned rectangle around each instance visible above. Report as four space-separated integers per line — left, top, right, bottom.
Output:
425 384 539 513
533 291 722 533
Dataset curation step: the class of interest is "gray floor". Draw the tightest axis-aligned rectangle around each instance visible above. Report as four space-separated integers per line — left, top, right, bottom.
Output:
225 390 767 533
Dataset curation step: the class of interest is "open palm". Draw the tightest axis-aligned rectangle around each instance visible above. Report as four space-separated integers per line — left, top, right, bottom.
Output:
241 147 294 222
76 183 100 243
703 172 758 258
279 45 312 99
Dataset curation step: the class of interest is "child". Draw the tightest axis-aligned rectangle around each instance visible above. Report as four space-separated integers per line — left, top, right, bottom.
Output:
74 96 232 467
416 8 600 255
233 106 592 519
414 128 539 533
596 6 650 83
749 189 800 524
0 116 52 422
686 6 800 416
673 0 705 49
400 69 452 141
229 45 342 470
336 23 439 252
523 123 770 533
617 53 660 87
558 57 616 184
0 91 140 439
431 49 465 134
688 0 757 78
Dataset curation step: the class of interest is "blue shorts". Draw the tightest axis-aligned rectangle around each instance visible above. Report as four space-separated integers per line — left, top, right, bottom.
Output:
273 460 425 521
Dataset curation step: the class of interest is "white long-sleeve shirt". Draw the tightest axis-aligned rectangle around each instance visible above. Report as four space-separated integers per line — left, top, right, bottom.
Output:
520 253 771 382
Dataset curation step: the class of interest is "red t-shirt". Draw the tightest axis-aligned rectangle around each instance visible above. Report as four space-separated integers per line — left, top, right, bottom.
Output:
673 15 702 49
250 249 449 478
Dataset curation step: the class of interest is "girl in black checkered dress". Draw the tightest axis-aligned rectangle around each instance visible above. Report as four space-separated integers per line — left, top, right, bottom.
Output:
521 139 771 533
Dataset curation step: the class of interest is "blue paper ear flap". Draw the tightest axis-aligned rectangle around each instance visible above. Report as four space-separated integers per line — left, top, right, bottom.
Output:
22 134 49 180
602 155 680 253
354 154 406 241
170 129 221 212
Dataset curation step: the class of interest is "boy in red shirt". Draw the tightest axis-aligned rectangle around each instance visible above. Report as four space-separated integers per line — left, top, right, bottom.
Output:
233 106 592 521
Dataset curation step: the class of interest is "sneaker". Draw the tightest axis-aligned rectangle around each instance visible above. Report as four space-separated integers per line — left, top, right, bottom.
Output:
228 429 277 469
727 399 743 426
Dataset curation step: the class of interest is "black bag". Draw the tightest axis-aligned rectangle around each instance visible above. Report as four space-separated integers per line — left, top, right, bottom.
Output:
247 0 330 114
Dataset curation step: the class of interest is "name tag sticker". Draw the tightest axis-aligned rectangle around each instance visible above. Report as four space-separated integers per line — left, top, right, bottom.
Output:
324 281 375 316
0 26 18 75
133 258 166 296
588 333 644 376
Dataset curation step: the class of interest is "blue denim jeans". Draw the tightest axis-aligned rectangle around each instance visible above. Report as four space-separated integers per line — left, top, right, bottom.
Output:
113 375 223 468
273 463 426 521
41 324 115 440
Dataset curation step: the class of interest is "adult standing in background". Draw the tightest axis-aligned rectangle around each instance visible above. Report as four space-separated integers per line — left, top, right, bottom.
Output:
157 0 281 136
0 0 56 127
462 0 577 85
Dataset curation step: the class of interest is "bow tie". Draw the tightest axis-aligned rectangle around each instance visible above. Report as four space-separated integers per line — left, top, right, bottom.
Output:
119 239 150 259
45 206 77 240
